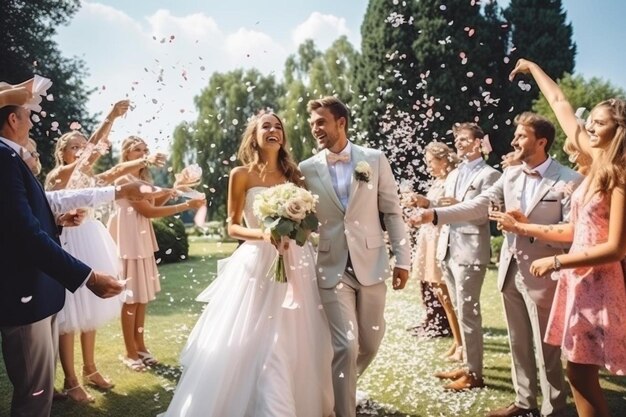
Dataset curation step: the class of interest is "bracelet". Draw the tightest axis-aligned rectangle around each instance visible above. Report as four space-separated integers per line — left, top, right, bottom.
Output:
553 255 562 271
142 156 152 167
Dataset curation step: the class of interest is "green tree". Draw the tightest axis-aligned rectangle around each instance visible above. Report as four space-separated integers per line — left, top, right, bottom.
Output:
532 74 625 165
280 37 358 162
0 0 96 174
504 0 576 114
170 69 283 220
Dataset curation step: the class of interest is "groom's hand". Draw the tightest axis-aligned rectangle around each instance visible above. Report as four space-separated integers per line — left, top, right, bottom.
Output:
392 267 409 290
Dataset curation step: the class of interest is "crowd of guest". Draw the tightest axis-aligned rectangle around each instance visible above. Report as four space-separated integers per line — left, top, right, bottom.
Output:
2 54 626 417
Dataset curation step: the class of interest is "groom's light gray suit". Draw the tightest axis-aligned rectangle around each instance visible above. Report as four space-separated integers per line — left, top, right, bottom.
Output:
436 159 582 416
431 158 500 379
300 142 410 417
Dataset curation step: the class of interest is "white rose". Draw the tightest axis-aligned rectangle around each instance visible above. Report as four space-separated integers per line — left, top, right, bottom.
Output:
284 198 307 221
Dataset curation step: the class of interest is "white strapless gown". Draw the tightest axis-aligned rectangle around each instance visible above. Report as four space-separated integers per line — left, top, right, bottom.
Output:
160 187 335 417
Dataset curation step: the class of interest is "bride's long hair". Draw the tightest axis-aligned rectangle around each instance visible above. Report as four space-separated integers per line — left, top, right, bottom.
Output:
237 111 304 187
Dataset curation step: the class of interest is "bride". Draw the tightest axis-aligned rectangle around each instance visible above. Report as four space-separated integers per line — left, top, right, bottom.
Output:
160 112 335 417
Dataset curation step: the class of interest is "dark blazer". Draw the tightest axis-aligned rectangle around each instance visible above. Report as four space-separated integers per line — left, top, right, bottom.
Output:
0 140 91 326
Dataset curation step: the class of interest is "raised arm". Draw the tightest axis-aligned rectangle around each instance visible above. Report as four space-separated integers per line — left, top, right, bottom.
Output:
87 100 130 145
226 167 270 242
94 152 166 186
509 59 593 158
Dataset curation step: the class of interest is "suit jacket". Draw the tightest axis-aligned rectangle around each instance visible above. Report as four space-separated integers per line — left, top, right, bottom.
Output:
300 143 411 288
435 159 501 265
0 141 91 327
436 160 583 306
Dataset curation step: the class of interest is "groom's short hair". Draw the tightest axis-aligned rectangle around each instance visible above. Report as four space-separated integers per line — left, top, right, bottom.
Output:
307 96 349 133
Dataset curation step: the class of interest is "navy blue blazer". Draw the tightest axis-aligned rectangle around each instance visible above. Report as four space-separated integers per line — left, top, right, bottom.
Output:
0 140 91 327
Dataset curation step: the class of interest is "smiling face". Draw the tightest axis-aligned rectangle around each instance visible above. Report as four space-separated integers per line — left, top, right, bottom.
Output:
62 134 87 164
510 124 546 163
586 105 618 149
309 107 346 152
126 140 149 161
425 151 448 178
453 128 481 159
255 113 284 151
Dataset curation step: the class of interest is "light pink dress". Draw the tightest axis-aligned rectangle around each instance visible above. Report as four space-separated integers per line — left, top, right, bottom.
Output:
411 178 445 283
108 177 160 304
545 182 626 374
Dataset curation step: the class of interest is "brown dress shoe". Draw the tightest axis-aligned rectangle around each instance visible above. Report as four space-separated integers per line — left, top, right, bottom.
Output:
486 403 540 417
434 368 467 380
443 373 485 391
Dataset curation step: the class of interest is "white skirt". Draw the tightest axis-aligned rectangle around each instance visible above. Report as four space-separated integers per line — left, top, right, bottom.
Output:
161 241 335 417
57 219 123 334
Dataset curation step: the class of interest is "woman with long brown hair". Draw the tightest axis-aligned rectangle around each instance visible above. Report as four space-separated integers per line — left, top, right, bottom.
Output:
160 112 334 417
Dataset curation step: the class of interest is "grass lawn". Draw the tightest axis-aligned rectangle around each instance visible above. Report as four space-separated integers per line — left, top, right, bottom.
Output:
1 238 625 416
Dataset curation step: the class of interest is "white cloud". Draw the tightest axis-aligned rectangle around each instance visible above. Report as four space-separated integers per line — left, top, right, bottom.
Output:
224 28 288 74
292 12 351 50
145 9 221 41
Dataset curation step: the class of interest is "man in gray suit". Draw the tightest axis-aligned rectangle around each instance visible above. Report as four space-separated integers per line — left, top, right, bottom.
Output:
411 122 501 391
300 96 411 417
414 113 582 416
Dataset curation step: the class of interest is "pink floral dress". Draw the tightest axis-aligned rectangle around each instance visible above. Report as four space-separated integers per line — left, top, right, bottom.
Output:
545 182 626 374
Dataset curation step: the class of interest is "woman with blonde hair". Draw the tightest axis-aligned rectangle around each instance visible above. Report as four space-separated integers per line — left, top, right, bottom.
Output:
44 100 168 402
160 111 334 417
494 59 626 417
408 142 463 361
107 135 204 371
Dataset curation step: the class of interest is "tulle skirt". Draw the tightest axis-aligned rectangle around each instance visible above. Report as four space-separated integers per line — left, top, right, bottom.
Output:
58 219 123 334
161 240 335 417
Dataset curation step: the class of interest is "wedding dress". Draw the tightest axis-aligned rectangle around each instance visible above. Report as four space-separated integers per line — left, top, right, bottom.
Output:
160 186 335 417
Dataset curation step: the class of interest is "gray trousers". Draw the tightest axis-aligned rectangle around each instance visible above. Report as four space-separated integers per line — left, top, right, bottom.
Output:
1 315 58 417
441 254 487 378
502 264 567 416
319 271 387 417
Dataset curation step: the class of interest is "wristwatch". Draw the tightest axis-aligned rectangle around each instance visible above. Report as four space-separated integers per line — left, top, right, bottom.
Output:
432 209 438 226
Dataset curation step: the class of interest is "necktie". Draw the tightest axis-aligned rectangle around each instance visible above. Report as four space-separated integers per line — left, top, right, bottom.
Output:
522 169 541 178
327 152 350 165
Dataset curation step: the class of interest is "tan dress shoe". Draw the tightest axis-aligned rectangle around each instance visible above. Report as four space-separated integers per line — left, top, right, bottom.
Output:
443 373 485 391
486 403 539 417
433 368 467 380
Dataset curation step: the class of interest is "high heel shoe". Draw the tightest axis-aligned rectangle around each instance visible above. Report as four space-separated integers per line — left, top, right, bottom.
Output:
83 370 115 390
63 379 95 403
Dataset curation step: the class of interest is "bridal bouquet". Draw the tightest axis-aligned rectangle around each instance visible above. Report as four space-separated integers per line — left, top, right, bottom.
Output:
253 183 319 282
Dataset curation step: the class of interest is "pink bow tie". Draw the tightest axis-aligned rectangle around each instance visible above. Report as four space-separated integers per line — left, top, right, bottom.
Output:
522 169 541 178
327 152 350 165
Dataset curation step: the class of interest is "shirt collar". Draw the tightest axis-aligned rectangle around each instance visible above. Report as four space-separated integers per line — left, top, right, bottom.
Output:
460 156 483 171
326 140 352 157
0 136 26 155
523 157 552 177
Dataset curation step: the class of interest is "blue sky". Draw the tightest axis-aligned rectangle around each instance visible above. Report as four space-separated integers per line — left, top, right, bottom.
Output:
55 0 626 149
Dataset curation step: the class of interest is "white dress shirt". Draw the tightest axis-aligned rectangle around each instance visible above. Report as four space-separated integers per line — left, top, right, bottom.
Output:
455 156 483 197
520 157 552 212
1 136 116 214
326 141 353 209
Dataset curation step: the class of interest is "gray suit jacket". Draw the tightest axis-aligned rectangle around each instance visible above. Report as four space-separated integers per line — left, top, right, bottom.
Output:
436 160 583 307
300 143 411 288
435 160 501 265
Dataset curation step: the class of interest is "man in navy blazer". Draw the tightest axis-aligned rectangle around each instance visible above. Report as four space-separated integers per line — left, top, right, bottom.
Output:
0 103 123 417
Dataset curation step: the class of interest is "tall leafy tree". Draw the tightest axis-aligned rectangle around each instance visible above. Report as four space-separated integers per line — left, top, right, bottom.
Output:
280 37 358 163
504 0 576 114
0 0 96 174
532 74 625 164
170 69 283 220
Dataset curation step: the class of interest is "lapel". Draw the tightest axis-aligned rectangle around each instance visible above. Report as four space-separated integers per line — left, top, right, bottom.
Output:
459 159 485 199
314 152 345 213
446 169 460 198
346 144 366 210
508 169 525 211
524 160 561 215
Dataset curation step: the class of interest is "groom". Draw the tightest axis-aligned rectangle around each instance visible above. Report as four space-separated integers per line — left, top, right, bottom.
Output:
300 96 411 417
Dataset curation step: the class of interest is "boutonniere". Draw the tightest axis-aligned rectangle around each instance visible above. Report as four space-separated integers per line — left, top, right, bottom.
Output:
354 161 372 183
467 184 476 191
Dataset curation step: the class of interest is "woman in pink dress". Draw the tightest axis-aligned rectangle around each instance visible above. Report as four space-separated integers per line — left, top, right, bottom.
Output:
493 59 626 417
108 136 205 372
